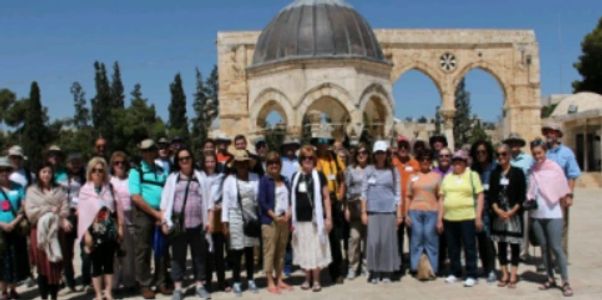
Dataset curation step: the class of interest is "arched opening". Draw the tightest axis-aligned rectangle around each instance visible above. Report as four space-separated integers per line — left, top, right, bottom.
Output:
454 68 506 147
301 96 351 143
363 95 388 139
256 101 288 149
392 69 442 141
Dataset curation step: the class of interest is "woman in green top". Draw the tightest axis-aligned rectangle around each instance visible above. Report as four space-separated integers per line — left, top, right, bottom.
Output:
438 150 484 288
0 157 30 300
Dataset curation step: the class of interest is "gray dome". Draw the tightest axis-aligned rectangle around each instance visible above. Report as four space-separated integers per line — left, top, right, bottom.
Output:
252 0 386 66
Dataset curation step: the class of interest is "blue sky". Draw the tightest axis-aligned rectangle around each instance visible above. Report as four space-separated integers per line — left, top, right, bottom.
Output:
1 0 600 124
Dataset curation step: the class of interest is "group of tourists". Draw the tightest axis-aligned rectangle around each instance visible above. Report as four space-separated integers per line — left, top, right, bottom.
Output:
0 121 579 299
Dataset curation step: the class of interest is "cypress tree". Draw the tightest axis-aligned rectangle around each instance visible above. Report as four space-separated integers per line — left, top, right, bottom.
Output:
71 82 90 129
168 73 189 138
192 68 208 149
22 82 48 169
91 61 113 140
111 61 125 108
573 17 602 94
453 78 472 147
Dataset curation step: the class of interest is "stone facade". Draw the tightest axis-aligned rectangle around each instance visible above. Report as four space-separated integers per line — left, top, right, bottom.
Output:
217 28 541 148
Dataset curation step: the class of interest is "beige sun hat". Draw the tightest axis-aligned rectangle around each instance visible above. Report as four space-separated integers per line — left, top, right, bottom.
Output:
138 139 157 151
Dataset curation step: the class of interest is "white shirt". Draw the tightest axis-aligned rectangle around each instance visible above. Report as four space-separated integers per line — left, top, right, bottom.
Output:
274 184 289 216
10 168 31 187
530 190 563 219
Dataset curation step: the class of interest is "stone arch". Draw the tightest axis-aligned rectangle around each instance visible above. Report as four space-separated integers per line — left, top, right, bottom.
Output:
391 62 444 100
453 62 510 102
296 83 356 116
250 88 294 130
359 83 394 138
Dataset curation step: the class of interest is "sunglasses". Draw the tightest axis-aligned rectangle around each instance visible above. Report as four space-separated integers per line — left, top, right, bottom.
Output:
178 156 192 162
496 152 509 158
267 160 281 166
113 160 125 166
301 156 314 161
91 168 105 174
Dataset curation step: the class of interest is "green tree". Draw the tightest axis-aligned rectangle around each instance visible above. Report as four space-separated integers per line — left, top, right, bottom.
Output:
0 89 16 127
91 61 113 140
168 73 189 139
71 82 90 129
22 82 49 169
110 61 125 108
573 17 602 94
112 84 166 155
191 68 209 150
467 117 490 145
434 105 442 134
205 65 219 113
453 78 472 147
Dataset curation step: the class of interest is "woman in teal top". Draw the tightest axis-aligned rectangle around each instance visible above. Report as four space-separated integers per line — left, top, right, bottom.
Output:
0 157 30 299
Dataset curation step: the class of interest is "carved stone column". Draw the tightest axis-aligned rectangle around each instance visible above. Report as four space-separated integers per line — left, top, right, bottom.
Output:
440 108 456 151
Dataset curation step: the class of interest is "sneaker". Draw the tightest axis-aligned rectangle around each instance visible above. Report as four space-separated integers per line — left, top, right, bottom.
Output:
464 277 477 287
140 287 156 300
248 280 258 294
380 278 391 284
26 277 36 288
486 271 497 283
196 286 211 300
445 275 458 284
370 278 379 284
233 283 242 297
171 290 182 300
347 268 356 280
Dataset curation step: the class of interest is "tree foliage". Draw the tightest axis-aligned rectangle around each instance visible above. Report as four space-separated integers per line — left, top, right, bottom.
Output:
71 82 90 129
91 61 113 140
573 17 602 94
110 62 125 108
453 78 472 147
22 82 50 169
168 73 189 139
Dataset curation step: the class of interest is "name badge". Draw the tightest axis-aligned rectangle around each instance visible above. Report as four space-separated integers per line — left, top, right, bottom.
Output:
368 177 377 185
298 182 308 193
411 176 420 182
405 166 414 172
456 178 463 185
483 184 490 191
500 178 510 186
327 174 337 181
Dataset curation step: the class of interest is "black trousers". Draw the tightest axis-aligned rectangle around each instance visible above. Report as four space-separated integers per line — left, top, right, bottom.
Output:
230 247 254 283
205 233 227 288
328 201 345 281
498 242 520 266
445 220 478 278
37 275 59 300
171 226 207 282
90 242 117 277
477 231 496 274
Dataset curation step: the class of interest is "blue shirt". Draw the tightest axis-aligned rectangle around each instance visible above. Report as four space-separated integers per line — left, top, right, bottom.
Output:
510 152 535 182
129 160 167 209
281 156 299 183
54 168 68 185
257 176 291 225
0 183 25 223
547 144 581 180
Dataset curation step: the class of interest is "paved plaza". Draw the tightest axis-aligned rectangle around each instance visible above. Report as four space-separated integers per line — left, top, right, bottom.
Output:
15 188 602 300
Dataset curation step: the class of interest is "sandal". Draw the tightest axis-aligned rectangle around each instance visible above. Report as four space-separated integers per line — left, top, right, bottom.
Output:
562 283 574 297
539 280 557 291
267 286 281 294
508 280 518 289
300 282 311 291
312 282 322 293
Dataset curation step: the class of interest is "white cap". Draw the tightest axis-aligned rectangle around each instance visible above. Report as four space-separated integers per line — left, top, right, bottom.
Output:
372 140 389 153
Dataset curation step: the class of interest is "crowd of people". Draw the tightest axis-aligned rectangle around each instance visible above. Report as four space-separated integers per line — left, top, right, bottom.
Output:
0 121 580 300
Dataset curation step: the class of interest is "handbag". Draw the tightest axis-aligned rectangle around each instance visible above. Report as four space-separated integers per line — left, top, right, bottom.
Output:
522 199 538 211
170 176 192 238
236 178 261 238
0 188 30 236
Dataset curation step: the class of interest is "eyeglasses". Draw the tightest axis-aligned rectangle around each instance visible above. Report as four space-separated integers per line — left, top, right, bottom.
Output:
91 168 105 174
178 156 192 163
496 152 509 158
113 160 125 166
439 154 451 158
357 150 368 155
267 160 281 166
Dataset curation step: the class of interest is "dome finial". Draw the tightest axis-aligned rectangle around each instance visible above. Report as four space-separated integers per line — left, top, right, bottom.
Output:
285 0 352 11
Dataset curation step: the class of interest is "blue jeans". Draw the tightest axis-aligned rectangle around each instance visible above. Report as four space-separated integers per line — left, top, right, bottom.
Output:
409 210 439 273
445 219 477 278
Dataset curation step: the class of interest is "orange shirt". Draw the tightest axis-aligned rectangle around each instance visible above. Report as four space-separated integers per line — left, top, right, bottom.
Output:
217 152 232 165
392 156 420 207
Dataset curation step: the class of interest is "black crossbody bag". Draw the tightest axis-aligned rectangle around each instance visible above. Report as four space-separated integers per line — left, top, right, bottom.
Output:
236 178 261 238
171 176 193 238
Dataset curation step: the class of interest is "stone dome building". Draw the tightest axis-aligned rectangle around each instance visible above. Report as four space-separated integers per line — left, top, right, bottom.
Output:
216 0 542 146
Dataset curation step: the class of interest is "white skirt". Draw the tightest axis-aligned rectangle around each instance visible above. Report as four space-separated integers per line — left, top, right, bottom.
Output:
292 222 332 270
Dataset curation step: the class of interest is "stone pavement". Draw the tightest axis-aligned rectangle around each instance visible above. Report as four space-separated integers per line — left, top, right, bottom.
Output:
17 188 602 300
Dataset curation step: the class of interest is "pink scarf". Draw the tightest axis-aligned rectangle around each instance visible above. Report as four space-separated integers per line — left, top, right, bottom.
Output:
76 182 124 243
527 159 570 205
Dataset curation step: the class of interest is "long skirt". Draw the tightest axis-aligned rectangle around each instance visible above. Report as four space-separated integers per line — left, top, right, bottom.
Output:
366 213 400 273
0 232 30 283
29 228 63 284
292 222 332 270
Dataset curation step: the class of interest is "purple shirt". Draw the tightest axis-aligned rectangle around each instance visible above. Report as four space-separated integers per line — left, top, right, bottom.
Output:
172 179 204 229
433 166 452 177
